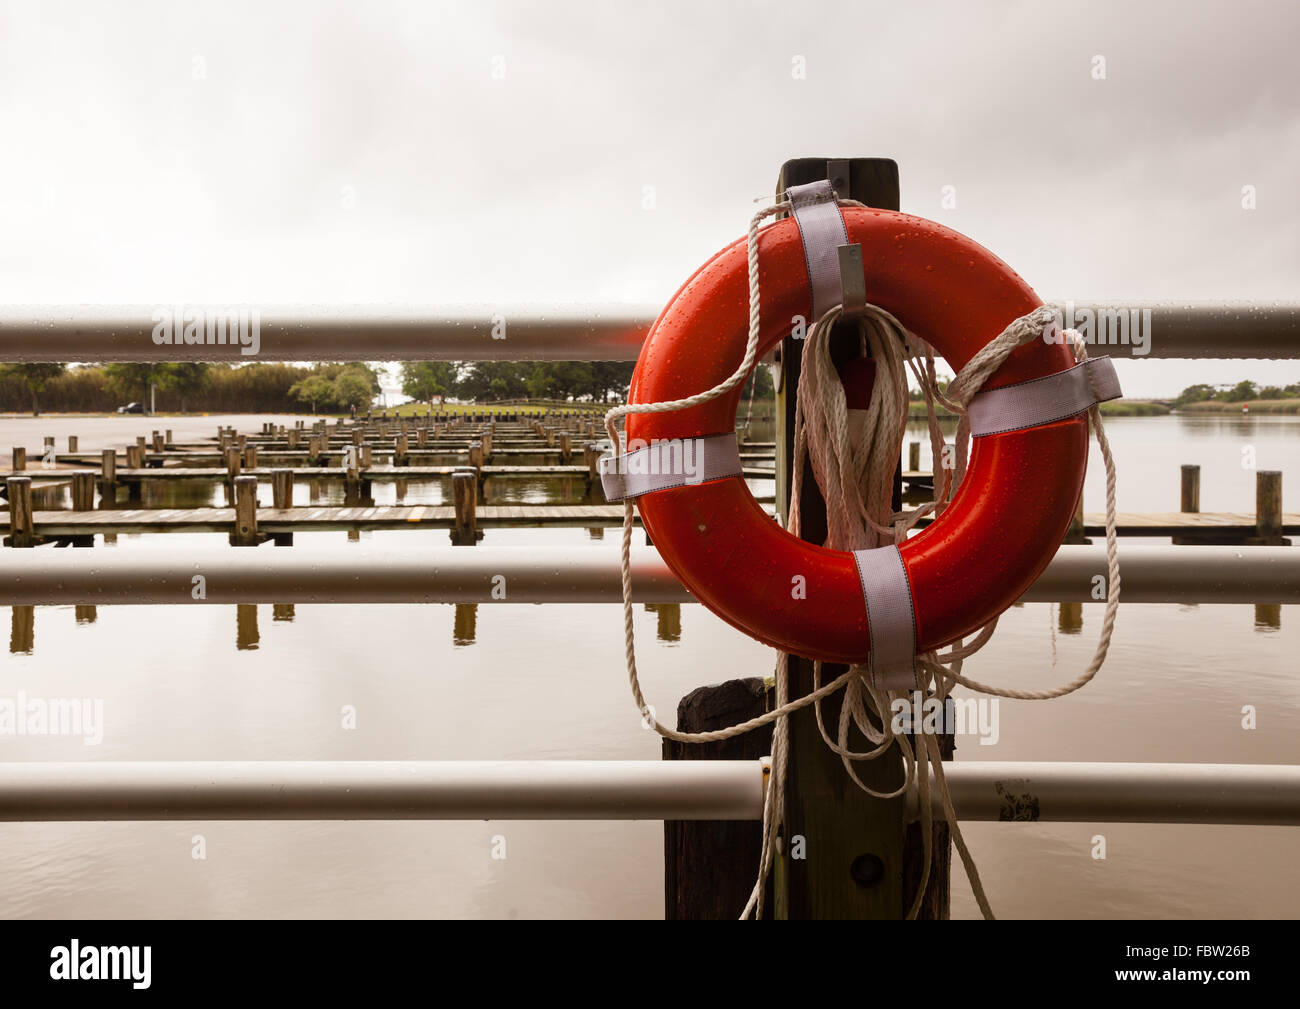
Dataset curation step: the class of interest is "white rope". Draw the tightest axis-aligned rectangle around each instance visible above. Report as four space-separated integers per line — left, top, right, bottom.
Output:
605 199 1121 920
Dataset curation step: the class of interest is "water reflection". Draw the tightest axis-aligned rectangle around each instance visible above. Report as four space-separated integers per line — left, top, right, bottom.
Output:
453 604 478 646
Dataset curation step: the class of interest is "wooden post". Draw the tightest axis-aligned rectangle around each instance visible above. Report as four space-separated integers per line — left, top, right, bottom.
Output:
1180 464 1200 513
165 429 173 447
11 447 25 471
99 449 117 498
451 469 478 545
151 431 164 452
270 469 294 546
5 476 36 547
244 445 259 470
908 441 921 473
773 157 937 919
394 433 409 466
1253 471 1286 545
230 475 261 546
271 469 294 509
664 679 774 918
68 435 78 453
559 431 572 464
225 447 241 480
468 440 484 473
287 429 300 450
309 435 323 465
358 444 372 469
71 471 96 511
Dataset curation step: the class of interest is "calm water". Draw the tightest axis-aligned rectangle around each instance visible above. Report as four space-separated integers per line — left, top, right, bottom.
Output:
0 413 1297 919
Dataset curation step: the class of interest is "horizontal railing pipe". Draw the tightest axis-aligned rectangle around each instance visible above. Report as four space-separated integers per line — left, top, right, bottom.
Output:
0 761 767 822
0 301 1295 361
0 545 1294 606
928 761 1300 826
1 761 1296 824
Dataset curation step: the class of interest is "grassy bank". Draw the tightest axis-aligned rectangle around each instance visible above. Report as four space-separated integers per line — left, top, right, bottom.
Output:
1176 399 1300 415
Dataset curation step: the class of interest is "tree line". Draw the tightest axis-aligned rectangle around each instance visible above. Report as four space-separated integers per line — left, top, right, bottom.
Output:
0 360 776 415
0 362 381 415
1174 381 1300 407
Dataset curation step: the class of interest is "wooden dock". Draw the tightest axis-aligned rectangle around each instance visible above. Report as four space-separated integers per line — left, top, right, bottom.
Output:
3 505 1294 538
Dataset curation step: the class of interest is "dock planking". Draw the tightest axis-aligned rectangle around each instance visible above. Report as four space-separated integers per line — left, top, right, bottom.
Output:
4 506 1295 538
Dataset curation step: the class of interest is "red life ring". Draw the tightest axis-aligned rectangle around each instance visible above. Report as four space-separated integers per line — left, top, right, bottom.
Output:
625 208 1087 664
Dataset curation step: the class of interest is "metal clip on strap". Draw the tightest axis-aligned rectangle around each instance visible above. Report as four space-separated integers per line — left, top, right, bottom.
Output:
786 180 865 321
853 545 919 691
598 432 742 502
968 357 1123 437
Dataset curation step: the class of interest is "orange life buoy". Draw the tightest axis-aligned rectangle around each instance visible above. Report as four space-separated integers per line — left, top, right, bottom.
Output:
622 206 1092 665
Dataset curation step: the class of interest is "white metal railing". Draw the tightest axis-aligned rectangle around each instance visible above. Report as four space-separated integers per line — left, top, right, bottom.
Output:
0 301 1297 361
2 761 1297 825
0 544 1295 605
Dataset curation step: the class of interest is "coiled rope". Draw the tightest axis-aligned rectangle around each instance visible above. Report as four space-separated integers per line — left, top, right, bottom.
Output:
605 198 1120 920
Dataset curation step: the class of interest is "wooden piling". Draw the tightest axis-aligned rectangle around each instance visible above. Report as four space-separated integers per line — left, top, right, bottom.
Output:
12 447 25 471
5 476 36 547
908 441 920 472
1181 464 1201 513
99 449 117 498
270 469 294 546
244 445 259 470
271 469 294 509
1253 471 1286 545
230 475 261 546
71 471 96 511
68 435 78 453
451 469 479 545
664 679 774 919
772 157 939 919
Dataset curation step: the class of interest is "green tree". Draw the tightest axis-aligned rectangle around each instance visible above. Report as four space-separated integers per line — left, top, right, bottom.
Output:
401 362 460 402
1219 380 1258 403
168 363 210 412
1173 383 1217 407
0 363 66 415
290 374 338 413
333 370 375 411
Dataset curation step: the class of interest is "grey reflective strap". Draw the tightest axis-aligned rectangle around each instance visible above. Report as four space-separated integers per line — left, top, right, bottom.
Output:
598 432 742 502
852 545 920 692
787 180 854 322
967 357 1123 437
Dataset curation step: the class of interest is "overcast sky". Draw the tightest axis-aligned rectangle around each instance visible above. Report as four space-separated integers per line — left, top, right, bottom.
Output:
1 0 1296 396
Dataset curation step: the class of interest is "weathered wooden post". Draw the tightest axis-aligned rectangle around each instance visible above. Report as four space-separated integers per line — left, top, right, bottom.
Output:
12 447 26 471
559 431 572 464
664 680 774 918
151 431 164 452
287 429 300 450
468 439 484 474
99 449 117 502
270 469 294 546
1180 464 1201 513
908 441 921 473
451 468 478 545
244 445 259 470
1252 471 1286 545
394 433 409 466
68 435 79 453
662 158 936 919
71 471 96 511
230 475 262 546
5 476 37 547
165 429 173 447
